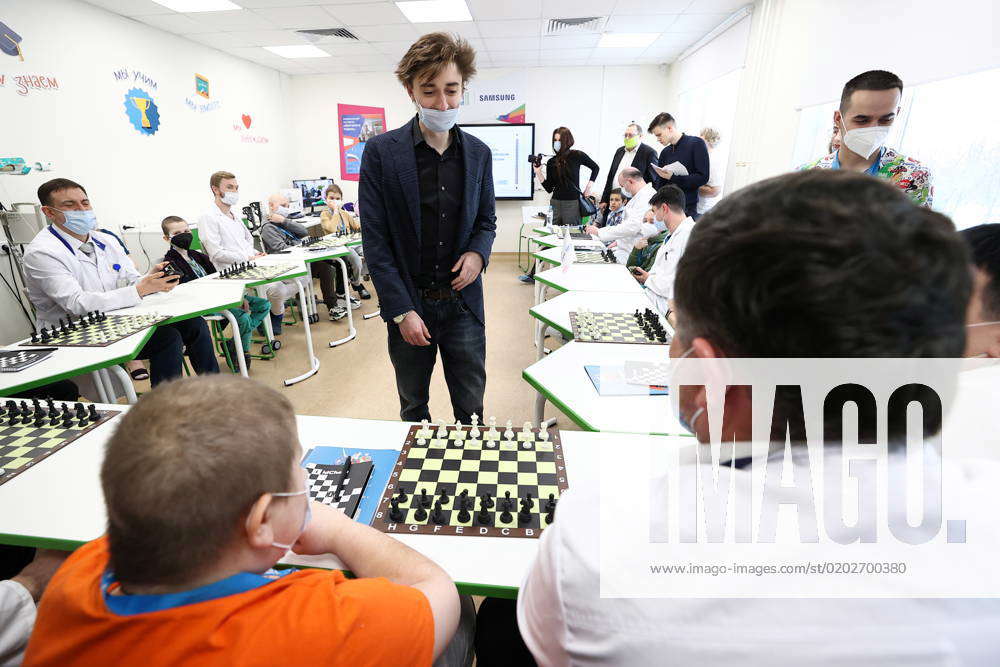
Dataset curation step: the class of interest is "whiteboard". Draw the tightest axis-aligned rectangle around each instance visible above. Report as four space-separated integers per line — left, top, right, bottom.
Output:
459 123 535 200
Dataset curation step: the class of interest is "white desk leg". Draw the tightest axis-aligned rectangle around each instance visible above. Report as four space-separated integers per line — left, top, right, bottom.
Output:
90 370 110 404
107 365 138 404
219 310 248 378
283 281 320 386
534 392 557 429
328 257 357 348
535 323 551 360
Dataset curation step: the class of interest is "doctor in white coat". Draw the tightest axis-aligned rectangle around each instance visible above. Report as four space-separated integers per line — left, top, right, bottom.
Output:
631 184 695 315
23 178 219 386
585 167 656 263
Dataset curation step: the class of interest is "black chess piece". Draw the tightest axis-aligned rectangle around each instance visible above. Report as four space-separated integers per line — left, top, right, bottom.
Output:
431 499 447 525
49 411 60 426
518 506 532 524
39 327 50 343
61 412 74 428
545 493 557 512
88 404 99 421
67 315 76 330
499 506 513 524
19 401 29 417
75 402 85 418
388 497 404 522
502 490 513 512
396 485 408 504
413 504 428 522
522 493 534 511
481 493 494 509
456 497 471 524
30 331 38 344
438 487 450 507
419 488 432 509
545 507 555 524
476 498 492 525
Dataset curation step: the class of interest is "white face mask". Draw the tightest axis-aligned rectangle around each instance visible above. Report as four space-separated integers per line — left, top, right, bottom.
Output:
275 205 291 217
840 121 890 160
269 488 311 551
553 140 562 152
220 191 239 207
417 103 460 133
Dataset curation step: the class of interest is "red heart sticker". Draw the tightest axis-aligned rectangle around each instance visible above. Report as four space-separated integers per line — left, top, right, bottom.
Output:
241 114 251 129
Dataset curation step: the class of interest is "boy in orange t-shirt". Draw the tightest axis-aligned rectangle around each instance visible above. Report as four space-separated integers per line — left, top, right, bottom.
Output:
25 375 460 666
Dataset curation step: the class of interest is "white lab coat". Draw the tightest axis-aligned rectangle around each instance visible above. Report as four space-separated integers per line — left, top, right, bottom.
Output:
198 206 256 270
645 216 695 314
597 183 655 263
22 226 142 329
0 580 34 666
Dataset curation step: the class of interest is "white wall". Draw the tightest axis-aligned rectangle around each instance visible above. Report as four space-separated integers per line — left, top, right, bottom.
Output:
287 64 673 253
0 0 295 341
727 0 1000 189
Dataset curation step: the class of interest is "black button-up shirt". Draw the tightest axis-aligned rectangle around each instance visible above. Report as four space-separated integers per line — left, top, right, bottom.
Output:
413 121 463 289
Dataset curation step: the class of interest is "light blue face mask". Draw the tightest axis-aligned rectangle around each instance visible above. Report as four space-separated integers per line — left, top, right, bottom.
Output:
418 103 461 133
654 219 668 233
270 487 312 551
57 209 98 236
553 140 562 152
671 347 705 435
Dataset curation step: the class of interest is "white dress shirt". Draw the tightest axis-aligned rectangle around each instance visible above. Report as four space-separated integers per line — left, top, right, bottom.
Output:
613 145 639 190
597 183 655 263
198 205 256 269
644 216 695 313
0 580 35 666
23 226 143 329
518 448 1000 667
697 151 723 215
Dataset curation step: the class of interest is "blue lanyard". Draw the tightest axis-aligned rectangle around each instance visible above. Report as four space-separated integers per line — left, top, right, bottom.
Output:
48 226 121 272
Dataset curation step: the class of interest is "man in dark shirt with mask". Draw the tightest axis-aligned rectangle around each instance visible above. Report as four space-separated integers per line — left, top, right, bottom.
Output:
360 33 497 424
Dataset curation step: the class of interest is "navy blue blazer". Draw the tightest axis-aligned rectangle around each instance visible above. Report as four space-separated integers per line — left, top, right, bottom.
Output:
360 116 497 325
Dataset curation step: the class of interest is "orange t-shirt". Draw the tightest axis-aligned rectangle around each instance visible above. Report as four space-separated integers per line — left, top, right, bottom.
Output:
25 538 435 666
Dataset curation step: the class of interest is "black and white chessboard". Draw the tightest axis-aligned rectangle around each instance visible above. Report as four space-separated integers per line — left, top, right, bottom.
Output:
20 312 168 348
217 262 297 281
569 308 671 345
574 250 616 264
306 459 374 518
0 349 55 372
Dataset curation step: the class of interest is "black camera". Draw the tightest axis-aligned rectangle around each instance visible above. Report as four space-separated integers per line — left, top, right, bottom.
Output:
528 153 545 168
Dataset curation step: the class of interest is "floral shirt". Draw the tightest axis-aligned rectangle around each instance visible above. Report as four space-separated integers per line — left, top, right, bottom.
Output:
798 147 934 208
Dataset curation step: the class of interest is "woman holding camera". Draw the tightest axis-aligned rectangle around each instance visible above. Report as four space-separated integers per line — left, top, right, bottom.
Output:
533 127 599 226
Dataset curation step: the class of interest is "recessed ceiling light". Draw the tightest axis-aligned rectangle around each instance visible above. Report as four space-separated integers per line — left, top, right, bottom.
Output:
151 0 242 11
263 45 331 59
395 0 472 23
598 33 660 48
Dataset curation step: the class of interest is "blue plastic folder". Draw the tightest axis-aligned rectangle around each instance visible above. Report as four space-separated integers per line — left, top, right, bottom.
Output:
301 446 401 526
584 364 669 396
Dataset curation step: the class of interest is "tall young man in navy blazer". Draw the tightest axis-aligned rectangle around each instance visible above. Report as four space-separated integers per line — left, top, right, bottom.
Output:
360 33 496 424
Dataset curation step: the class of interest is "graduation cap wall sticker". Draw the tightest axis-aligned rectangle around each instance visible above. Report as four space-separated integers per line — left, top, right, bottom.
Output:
0 21 23 61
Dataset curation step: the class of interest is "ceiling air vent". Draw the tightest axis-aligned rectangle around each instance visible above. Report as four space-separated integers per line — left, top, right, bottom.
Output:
545 16 606 35
296 28 359 42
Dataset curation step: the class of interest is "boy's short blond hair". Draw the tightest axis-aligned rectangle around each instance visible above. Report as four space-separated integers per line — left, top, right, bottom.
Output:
101 376 299 586
161 215 186 237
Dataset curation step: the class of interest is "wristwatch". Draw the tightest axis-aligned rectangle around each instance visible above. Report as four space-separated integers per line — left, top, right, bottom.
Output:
392 311 412 325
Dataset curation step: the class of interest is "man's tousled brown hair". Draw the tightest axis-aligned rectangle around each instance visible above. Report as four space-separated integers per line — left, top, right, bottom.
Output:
396 32 477 88
101 376 300 586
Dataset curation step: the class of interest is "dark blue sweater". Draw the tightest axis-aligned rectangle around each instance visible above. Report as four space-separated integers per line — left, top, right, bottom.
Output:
653 134 709 217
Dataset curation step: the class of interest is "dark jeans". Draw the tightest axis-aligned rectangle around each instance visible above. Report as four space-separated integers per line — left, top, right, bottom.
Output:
137 318 220 386
313 259 359 308
387 296 486 424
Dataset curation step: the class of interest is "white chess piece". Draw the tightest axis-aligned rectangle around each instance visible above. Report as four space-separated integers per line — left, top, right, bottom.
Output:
470 413 481 438
487 415 498 437
522 420 533 436
504 419 514 440
539 427 550 442
436 419 448 440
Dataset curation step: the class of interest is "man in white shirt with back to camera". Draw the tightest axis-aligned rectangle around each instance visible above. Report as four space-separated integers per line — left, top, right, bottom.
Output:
198 170 298 336
585 167 655 263
630 184 694 316
518 169 1000 667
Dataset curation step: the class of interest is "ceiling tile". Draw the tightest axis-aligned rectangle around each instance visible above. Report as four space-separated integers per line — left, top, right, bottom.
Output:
238 0 340 7
221 46 288 63
483 36 539 51
540 33 600 49
315 40 380 55
82 0 173 16
412 21 482 40
371 39 419 56
685 0 751 13
306 60 360 73
191 10 277 31
541 0 612 18
650 31 701 48
668 13 728 32
592 46 647 58
324 2 408 25
184 31 257 48
227 29 311 45
604 14 678 32
613 0 689 14
135 13 215 35
339 54 396 67
539 47 591 60
476 19 543 38
466 0 542 20
249 6 335 29
348 23 420 41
